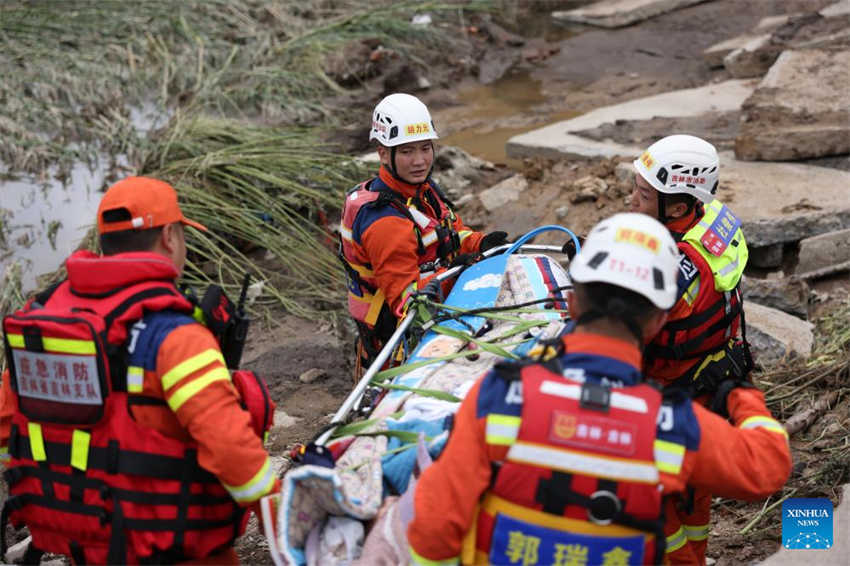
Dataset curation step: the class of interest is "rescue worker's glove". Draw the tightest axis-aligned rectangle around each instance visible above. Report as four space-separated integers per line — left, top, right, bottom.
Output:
418 279 444 303
561 236 585 260
710 379 757 419
479 231 509 253
449 252 482 269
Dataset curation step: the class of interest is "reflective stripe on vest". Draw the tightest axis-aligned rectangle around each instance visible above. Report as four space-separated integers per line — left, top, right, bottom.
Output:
740 415 788 439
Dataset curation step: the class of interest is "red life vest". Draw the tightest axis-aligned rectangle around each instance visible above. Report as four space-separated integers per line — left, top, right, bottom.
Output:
472 364 666 565
1 257 247 564
338 179 462 328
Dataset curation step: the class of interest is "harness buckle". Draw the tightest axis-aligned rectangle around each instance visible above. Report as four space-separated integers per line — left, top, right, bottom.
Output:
587 490 621 525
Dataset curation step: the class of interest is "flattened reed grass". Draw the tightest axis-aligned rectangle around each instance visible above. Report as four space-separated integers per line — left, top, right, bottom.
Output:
143 114 370 320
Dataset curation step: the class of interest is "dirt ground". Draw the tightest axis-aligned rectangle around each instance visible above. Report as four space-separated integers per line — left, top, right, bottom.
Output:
234 1 849 564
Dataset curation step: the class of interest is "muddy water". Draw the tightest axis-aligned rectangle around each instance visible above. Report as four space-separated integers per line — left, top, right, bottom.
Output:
437 70 580 168
0 104 168 294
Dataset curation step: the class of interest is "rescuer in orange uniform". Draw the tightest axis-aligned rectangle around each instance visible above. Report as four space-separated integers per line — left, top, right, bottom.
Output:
631 135 751 564
340 93 507 370
0 177 278 564
406 213 790 566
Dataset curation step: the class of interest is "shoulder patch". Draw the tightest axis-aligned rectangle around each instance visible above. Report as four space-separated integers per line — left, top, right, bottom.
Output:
656 397 701 450
676 254 700 301
477 369 522 419
128 311 198 371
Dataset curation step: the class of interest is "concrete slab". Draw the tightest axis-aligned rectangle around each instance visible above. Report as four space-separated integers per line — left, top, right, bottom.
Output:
758 484 850 565
795 228 850 279
702 14 798 68
719 153 850 247
506 79 756 160
736 49 850 161
746 302 814 367
552 0 708 29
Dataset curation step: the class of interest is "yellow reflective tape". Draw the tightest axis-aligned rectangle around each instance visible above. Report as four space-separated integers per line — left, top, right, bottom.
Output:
683 277 700 305
654 438 686 456
263 431 270 444
192 306 206 325
457 230 472 243
409 547 459 566
7 334 95 355
740 415 788 439
0 446 9 462
364 288 386 326
71 430 91 471
684 523 710 541
161 349 224 391
666 526 687 552
167 367 230 412
222 456 276 503
485 414 521 446
28 422 46 462
127 366 145 393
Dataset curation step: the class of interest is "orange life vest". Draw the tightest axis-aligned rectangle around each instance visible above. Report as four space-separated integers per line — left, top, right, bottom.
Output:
338 178 461 328
1 258 247 564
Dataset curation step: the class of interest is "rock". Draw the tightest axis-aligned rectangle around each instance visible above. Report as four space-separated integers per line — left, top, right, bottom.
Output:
552 0 707 28
454 193 476 207
5 536 32 564
478 48 519 84
433 145 491 198
736 49 850 161
615 161 634 184
555 205 570 219
382 62 426 95
742 276 810 319
722 34 779 78
745 302 814 367
569 176 607 203
748 243 784 269
795 228 850 279
507 80 756 160
298 367 326 384
273 409 299 428
482 21 525 47
479 175 527 212
758 484 850 565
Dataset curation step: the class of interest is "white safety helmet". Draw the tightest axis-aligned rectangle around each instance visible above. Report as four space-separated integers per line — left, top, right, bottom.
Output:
369 93 438 147
633 134 719 204
569 213 681 309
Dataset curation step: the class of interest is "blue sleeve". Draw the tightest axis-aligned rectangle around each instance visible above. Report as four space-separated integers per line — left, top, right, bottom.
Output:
126 311 199 371
476 368 522 418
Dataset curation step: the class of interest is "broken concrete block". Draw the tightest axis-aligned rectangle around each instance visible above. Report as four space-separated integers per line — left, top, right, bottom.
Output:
507 80 756 161
748 243 784 269
479 174 527 212
702 14 799 67
746 302 814 367
719 154 850 247
795 228 850 279
736 49 850 161
722 34 780 78
742 276 809 319
552 0 706 29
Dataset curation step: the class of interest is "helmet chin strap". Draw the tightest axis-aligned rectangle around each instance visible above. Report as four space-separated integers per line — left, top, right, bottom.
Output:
657 192 668 225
